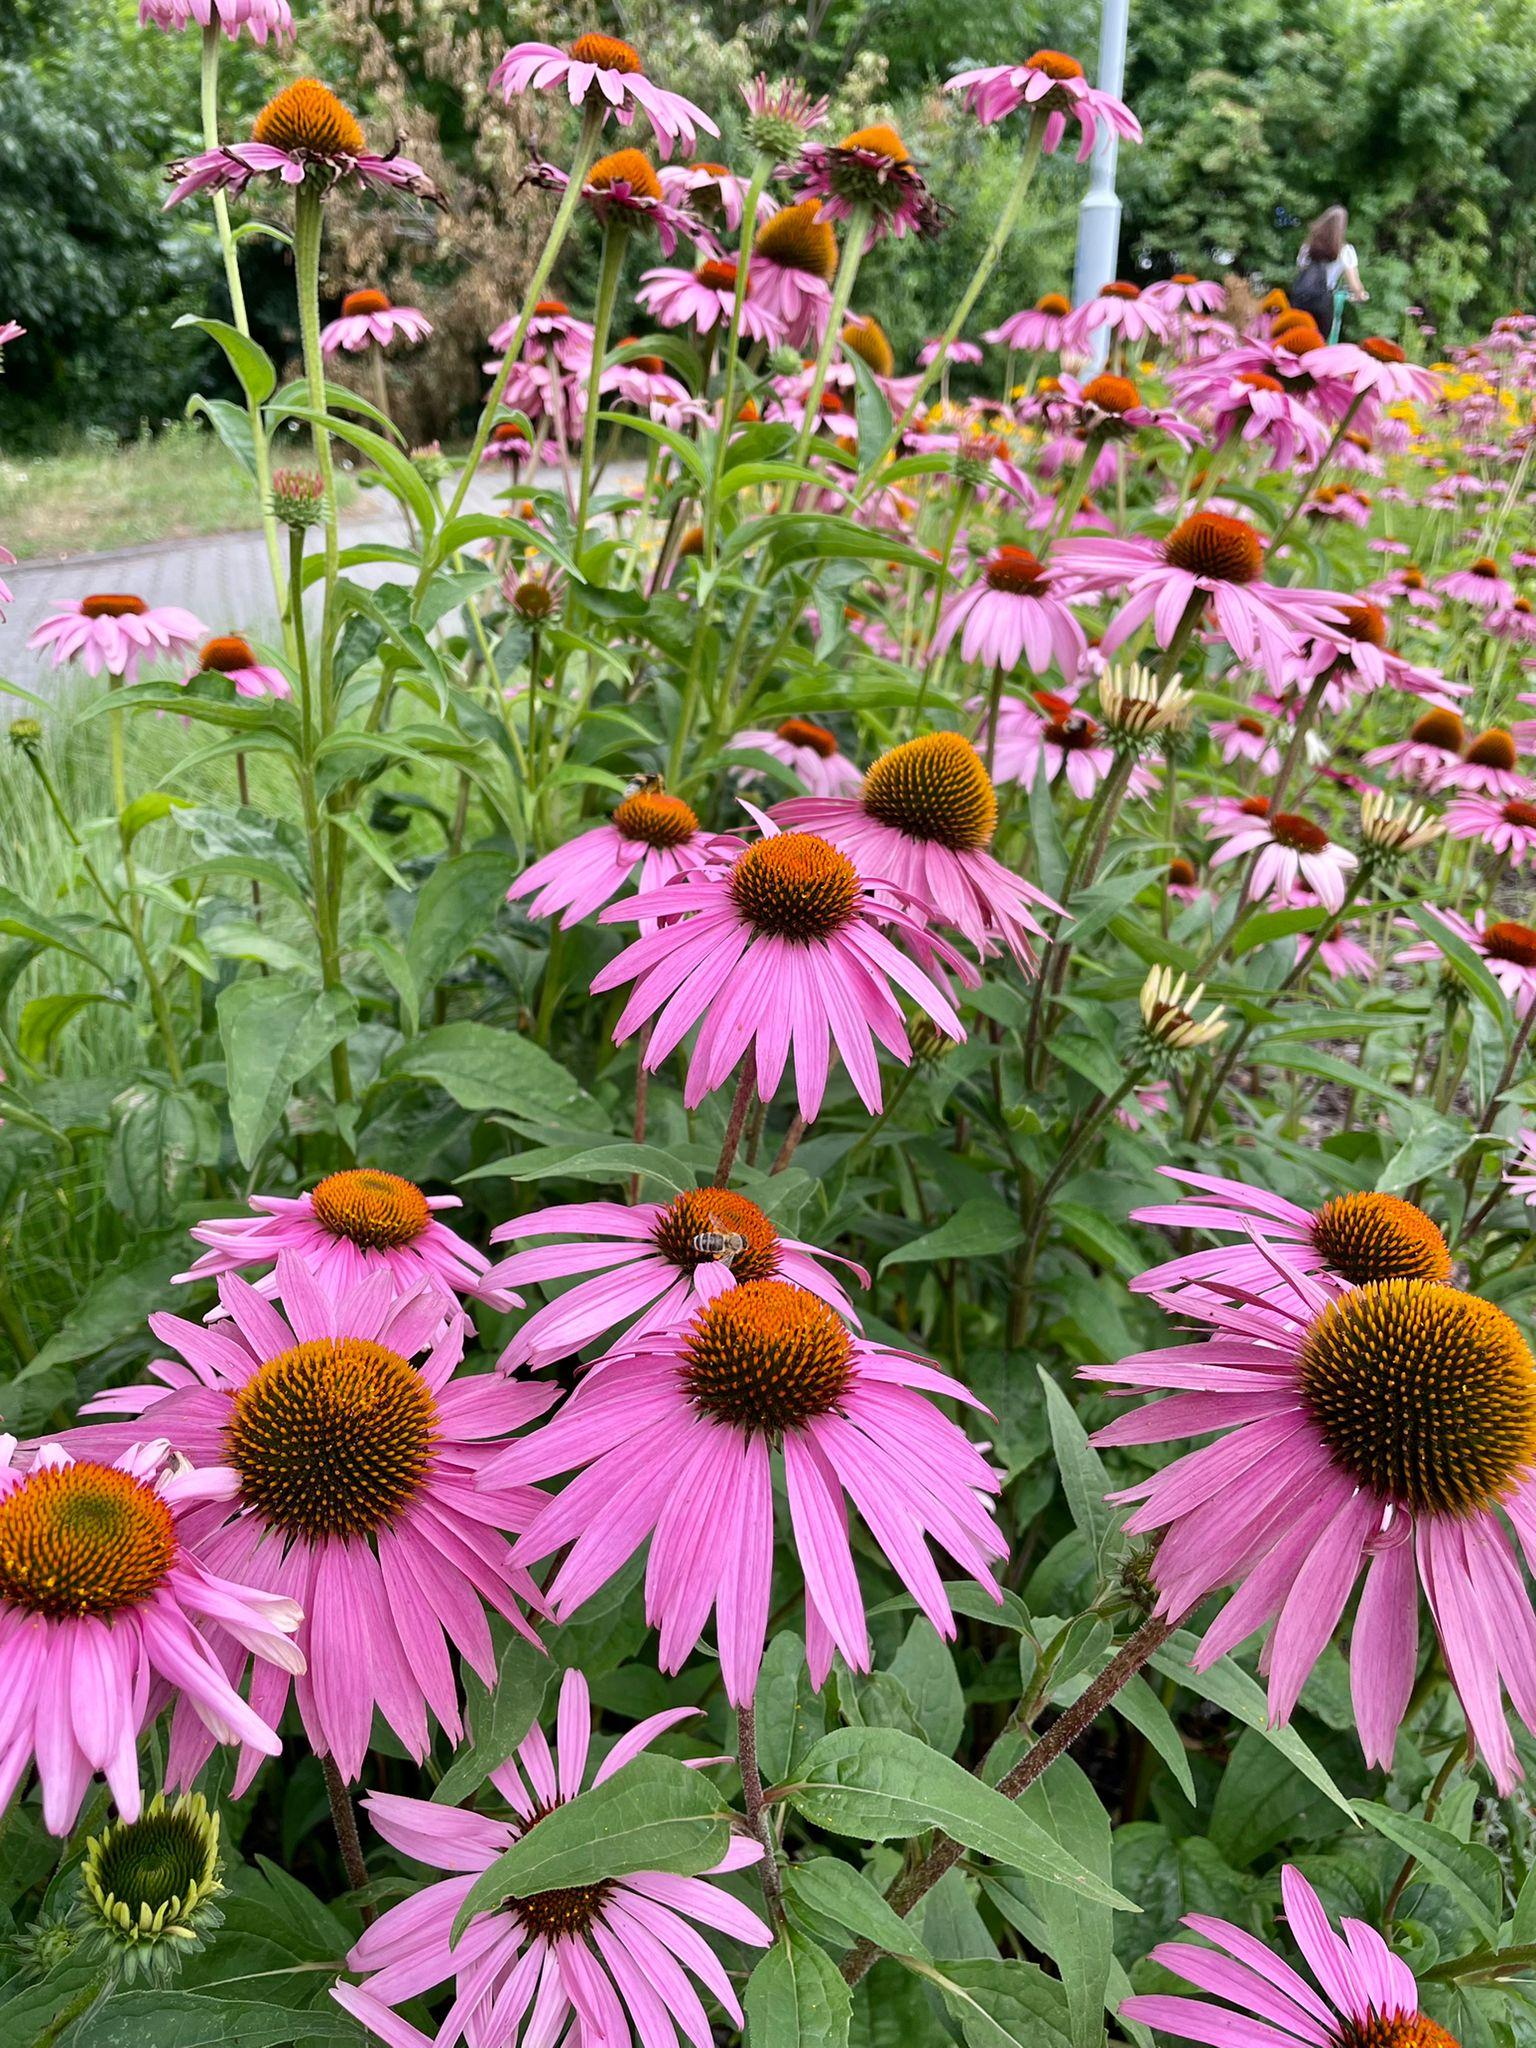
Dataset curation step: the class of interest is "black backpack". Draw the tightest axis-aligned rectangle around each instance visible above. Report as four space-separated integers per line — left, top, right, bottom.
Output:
1290 255 1335 328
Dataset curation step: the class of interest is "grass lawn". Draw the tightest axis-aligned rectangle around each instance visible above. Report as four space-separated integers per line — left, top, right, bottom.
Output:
0 421 359 560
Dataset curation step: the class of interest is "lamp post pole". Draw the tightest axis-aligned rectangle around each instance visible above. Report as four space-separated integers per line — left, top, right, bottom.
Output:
1072 0 1131 364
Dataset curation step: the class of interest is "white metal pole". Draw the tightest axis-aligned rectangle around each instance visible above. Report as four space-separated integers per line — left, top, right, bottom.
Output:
1072 0 1130 365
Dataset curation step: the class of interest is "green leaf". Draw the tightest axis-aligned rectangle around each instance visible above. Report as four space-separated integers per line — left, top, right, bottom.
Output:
915 1958 1072 2048
787 1728 1132 1908
1405 902 1510 1027
270 402 438 535
170 804 311 904
405 848 509 994
1375 1109 1474 1195
73 1994 360 2045
1037 1367 1121 1572
596 410 708 488
216 977 358 1167
459 1140 696 1193
452 1755 730 1940
888 1620 966 1757
746 1931 853 2048
1149 1633 1355 1821
10 1232 187 1381
879 1198 1024 1273
755 1631 829 1787
106 1085 218 1231
18 990 124 1064
1105 1674 1195 1804
786 1859 931 1961
434 1629 549 1805
846 347 894 474
173 313 277 405
0 885 106 970
186 392 258 478
1017 1757 1114 2048
1354 1799 1502 1943
385 1021 601 1125
119 789 193 846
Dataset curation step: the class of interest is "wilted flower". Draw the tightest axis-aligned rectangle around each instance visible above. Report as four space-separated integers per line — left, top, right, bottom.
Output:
1358 788 1444 865
1136 965 1227 1069
796 124 948 244
740 73 829 161
1097 661 1194 746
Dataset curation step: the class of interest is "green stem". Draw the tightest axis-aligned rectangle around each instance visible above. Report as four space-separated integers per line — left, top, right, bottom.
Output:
573 223 627 560
436 107 605 539
703 155 772 565
287 525 353 1120
860 110 1048 484
29 1976 109 2048
791 209 870 469
838 1612 1177 1987
200 20 287 626
1268 390 1366 556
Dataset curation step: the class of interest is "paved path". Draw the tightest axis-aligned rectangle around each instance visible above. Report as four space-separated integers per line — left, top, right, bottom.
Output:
0 468 540 698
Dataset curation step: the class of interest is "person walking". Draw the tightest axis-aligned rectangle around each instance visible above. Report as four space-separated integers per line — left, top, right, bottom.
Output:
1290 206 1368 341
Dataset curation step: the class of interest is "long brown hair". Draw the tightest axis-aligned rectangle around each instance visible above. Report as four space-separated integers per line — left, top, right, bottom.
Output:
1305 207 1348 264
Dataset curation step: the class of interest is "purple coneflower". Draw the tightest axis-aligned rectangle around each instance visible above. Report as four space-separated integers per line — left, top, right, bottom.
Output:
489 31 717 160
1396 908 1536 1015
728 716 865 798
1057 511 1348 689
508 786 738 930
486 1279 1004 1700
1302 334 1440 405
0 1437 300 1834
1122 1864 1448 2048
749 200 839 345
773 731 1059 969
1087 1248 1536 1788
1211 713 1280 775
175 1168 512 1322
333 1665 770 2048
165 78 439 206
191 632 290 700
1446 791 1536 864
139 0 292 40
636 256 784 343
487 1184 865 1370
66 1257 554 1786
1130 1166 1451 1301
320 288 432 354
1438 554 1517 610
1362 705 1467 789
944 49 1141 161
488 297 594 366
525 148 703 258
1062 280 1172 352
29 592 205 681
1145 272 1225 314
932 545 1087 676
984 291 1073 354
593 820 975 1119
1208 806 1358 912
659 158 777 230
918 336 983 367
1442 725 1532 797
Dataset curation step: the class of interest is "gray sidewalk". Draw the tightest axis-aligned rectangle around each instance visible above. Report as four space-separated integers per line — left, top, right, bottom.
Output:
0 467 538 698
